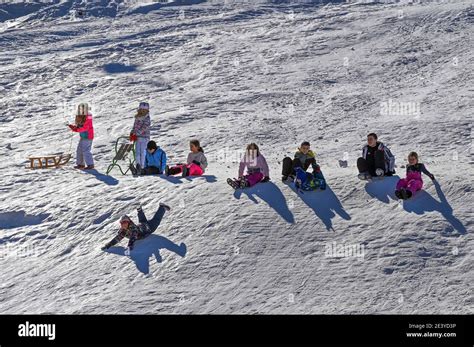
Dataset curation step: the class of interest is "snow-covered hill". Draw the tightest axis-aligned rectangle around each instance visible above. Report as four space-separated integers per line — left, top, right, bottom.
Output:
0 0 472 314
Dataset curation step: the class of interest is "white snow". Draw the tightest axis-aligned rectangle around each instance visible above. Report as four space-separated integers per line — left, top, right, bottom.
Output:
0 0 472 314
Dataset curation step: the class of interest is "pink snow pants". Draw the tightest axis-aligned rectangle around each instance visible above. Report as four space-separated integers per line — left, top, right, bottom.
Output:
170 163 203 176
396 172 423 194
244 172 264 187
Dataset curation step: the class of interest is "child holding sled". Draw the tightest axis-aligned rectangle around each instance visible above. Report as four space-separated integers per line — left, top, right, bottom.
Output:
395 151 435 200
165 139 208 177
129 140 167 176
227 143 270 189
101 203 170 253
130 102 151 172
68 103 95 170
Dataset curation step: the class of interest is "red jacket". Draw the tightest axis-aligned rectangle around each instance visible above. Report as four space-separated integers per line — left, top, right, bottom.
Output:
73 114 94 140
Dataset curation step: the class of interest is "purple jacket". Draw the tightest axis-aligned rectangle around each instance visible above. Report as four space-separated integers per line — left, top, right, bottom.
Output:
239 153 269 177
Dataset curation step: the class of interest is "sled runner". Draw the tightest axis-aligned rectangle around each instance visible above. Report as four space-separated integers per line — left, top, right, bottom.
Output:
106 136 136 175
26 153 72 169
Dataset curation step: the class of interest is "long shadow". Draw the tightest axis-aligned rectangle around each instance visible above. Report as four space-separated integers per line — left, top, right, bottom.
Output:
402 180 467 234
84 169 119 186
184 175 217 183
107 234 187 274
292 185 351 231
364 176 400 204
233 182 295 223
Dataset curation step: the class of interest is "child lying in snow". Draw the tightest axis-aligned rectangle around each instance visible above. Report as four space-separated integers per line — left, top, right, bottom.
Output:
101 203 170 253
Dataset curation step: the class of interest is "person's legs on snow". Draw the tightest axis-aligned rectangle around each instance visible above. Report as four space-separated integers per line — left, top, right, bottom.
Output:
137 208 148 224
75 139 85 168
81 139 94 169
167 164 184 176
406 179 423 195
245 172 264 187
187 163 203 176
282 157 293 180
147 204 169 233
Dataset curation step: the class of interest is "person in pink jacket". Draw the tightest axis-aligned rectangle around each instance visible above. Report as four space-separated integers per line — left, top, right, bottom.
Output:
68 103 95 170
227 143 270 189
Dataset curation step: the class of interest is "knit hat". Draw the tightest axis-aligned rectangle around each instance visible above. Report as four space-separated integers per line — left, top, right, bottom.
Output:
77 103 89 116
138 102 149 110
120 215 131 223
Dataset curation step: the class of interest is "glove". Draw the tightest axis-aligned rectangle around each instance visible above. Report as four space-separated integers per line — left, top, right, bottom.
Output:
262 176 270 182
429 174 435 180
130 134 138 142
68 124 77 131
101 245 108 251
192 160 201 166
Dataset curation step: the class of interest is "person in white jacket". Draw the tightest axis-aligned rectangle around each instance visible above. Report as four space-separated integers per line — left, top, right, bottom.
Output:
165 139 208 177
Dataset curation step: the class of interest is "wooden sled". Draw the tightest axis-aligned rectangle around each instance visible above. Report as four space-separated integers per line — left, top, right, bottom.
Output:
26 153 72 169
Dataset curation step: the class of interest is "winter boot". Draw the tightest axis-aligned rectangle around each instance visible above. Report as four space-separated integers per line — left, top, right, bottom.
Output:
84 165 95 170
182 165 189 177
74 165 85 169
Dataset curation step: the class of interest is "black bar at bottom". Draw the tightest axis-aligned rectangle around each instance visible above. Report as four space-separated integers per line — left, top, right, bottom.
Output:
0 315 472 345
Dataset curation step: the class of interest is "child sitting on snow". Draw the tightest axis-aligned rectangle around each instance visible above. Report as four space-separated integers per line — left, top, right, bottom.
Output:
130 140 167 176
68 103 95 170
130 102 151 172
395 151 435 200
227 143 270 189
281 141 321 181
101 203 170 253
165 139 208 177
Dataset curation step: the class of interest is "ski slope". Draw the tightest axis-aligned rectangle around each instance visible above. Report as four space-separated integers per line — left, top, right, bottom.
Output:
0 0 472 314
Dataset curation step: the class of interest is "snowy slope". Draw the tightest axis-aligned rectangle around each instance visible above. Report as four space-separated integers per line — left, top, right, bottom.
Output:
0 0 472 314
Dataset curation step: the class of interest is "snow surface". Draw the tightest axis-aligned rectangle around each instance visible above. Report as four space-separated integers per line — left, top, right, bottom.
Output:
0 0 472 314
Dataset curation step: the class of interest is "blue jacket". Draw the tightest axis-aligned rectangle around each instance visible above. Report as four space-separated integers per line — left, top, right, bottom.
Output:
145 147 167 172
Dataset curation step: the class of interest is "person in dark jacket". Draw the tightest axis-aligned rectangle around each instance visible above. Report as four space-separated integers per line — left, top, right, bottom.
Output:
357 133 395 180
101 203 170 253
130 140 167 176
282 141 321 181
395 151 435 199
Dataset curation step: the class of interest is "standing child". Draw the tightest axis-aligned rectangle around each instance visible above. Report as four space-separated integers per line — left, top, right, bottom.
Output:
165 139 208 177
227 143 270 189
130 102 151 171
129 140 167 176
395 152 435 200
68 103 94 170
